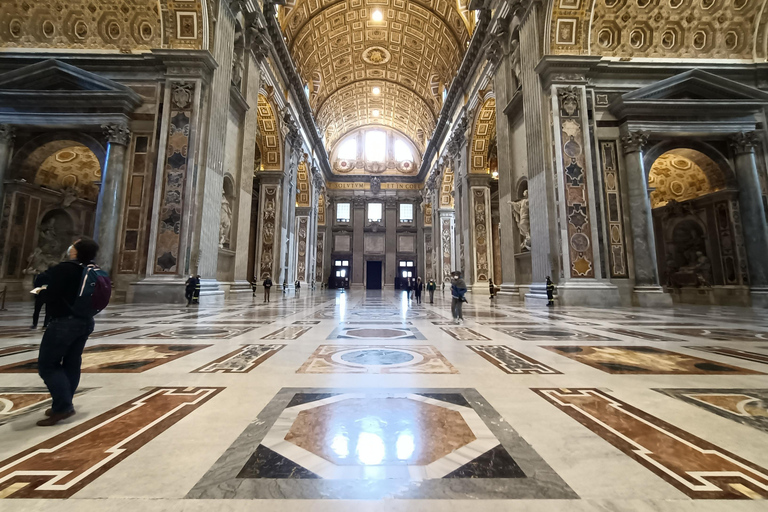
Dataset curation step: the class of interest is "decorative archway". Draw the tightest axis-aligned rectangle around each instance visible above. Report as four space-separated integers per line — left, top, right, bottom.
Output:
256 93 283 171
470 97 496 174
296 156 311 207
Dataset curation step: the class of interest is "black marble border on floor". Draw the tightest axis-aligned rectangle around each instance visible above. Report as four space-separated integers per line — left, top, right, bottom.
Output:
186 387 577 500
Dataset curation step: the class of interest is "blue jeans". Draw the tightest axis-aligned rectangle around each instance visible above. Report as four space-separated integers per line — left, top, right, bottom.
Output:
37 316 94 414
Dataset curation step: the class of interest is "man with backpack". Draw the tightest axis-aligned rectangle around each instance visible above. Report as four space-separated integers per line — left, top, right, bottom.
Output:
37 238 108 426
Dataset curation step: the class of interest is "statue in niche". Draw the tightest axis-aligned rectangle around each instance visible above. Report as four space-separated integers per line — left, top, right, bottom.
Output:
509 39 521 88
219 194 233 248
510 190 531 251
232 24 245 87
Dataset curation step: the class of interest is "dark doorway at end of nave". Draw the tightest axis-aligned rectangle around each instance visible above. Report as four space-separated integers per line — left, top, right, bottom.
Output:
366 261 382 290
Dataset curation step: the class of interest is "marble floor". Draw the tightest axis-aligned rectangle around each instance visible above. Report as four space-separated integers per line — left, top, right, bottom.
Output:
1 290 768 510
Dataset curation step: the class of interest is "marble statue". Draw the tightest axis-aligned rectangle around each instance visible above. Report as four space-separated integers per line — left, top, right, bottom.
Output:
510 190 531 251
220 195 232 248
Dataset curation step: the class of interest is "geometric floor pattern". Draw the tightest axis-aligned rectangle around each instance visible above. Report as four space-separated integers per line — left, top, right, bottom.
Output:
1 290 768 509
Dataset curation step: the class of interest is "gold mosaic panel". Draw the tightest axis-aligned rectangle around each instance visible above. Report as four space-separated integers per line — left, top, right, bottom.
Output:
296 159 311 207
470 98 496 174
256 94 282 171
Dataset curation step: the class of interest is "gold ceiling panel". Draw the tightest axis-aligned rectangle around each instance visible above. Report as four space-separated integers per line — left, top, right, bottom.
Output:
470 97 496 174
281 0 470 152
318 80 434 154
256 94 282 171
296 158 311 206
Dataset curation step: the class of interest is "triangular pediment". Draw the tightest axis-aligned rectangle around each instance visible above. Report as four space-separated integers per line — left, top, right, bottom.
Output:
0 59 134 93
622 69 768 102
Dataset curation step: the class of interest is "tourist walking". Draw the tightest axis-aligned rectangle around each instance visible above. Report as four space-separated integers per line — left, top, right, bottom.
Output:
489 278 497 299
185 275 197 306
192 275 201 304
295 280 301 297
37 238 107 426
546 276 555 307
31 269 51 329
414 277 423 304
263 274 273 302
251 280 258 297
450 270 467 324
427 278 436 303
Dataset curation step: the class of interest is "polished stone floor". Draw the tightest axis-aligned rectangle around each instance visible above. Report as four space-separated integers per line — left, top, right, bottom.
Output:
1 290 768 510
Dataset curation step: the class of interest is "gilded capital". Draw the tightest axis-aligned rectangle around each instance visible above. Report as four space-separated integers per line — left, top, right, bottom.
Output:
0 124 15 144
102 123 131 146
620 131 649 155
730 132 759 155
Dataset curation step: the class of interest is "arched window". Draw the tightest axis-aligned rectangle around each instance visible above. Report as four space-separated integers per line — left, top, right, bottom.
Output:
365 131 386 162
337 137 357 160
394 138 413 162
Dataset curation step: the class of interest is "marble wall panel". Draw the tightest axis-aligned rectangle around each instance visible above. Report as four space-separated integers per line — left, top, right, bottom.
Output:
258 185 279 279
470 187 491 282
599 140 628 278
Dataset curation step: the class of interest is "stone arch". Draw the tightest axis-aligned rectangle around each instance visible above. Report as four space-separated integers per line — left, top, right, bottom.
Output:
470 97 497 174
646 146 731 209
548 0 765 60
11 132 106 183
644 139 737 188
256 93 283 171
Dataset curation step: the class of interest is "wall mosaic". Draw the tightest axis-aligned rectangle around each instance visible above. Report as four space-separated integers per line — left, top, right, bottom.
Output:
441 217 452 282
549 0 766 60
256 93 282 171
296 216 308 282
471 187 490 282
154 81 195 274
315 231 325 283
470 98 496 174
425 231 433 278
599 140 628 278
556 86 594 278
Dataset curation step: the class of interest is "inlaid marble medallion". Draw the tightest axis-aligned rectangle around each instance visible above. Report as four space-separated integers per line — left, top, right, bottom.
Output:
0 387 222 498
0 387 93 426
297 345 458 374
544 346 763 375
262 327 312 340
188 388 576 499
0 344 210 373
327 326 426 340
440 327 490 341
655 388 768 434
493 327 615 342
686 346 768 365
193 345 285 373
468 346 561 375
135 327 256 339
0 344 38 358
535 388 768 499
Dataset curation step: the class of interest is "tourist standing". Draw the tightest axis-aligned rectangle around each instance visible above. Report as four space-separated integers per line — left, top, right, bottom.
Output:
263 274 273 302
185 275 197 306
251 280 258 297
414 277 423 304
192 275 201 304
31 269 51 329
489 278 497 299
450 271 466 324
37 238 102 426
546 276 555 307
295 280 301 297
427 278 436 303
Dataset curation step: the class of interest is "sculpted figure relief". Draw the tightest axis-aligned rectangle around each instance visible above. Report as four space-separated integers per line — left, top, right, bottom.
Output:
219 195 233 248
510 190 531 251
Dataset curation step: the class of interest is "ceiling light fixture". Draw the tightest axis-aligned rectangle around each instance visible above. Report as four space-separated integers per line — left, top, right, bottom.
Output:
372 86 381 95
372 109 380 117
372 10 383 21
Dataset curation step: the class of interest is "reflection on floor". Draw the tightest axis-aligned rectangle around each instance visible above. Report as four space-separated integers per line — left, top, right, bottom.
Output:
0 290 767 509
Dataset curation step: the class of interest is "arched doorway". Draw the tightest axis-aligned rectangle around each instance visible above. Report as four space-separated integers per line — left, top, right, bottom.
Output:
1 138 102 287
648 147 748 303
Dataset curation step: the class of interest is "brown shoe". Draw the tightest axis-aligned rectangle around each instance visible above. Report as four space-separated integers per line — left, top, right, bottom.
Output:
45 407 76 416
37 410 75 426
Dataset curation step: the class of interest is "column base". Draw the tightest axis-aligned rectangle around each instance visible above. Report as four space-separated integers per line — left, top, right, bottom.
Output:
524 282 550 308
632 285 673 307
556 281 621 307
128 277 224 305
750 287 768 308
497 282 520 297
227 280 254 298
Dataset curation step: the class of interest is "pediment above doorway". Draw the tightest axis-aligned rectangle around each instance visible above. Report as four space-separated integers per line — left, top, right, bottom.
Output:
0 59 142 117
609 69 768 120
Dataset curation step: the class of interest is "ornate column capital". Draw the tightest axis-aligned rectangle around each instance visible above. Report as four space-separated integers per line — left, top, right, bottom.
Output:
352 196 366 208
730 131 759 155
621 131 649 155
246 18 273 63
0 124 15 144
102 123 131 146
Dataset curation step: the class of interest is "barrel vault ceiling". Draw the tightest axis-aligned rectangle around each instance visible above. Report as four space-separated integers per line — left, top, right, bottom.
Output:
279 0 473 157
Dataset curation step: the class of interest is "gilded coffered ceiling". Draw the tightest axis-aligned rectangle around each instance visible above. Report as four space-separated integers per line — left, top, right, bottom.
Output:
34 143 102 202
280 0 472 158
550 0 766 60
648 150 725 208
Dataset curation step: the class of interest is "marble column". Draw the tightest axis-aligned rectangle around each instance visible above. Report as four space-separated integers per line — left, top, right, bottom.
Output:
0 125 14 211
385 197 397 288
351 195 365 287
416 197 425 281
621 131 672 307
294 207 310 285
731 132 768 306
468 176 493 292
95 123 131 274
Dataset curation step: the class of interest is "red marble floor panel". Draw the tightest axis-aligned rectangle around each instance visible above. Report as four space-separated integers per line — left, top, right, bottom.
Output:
535 388 768 499
0 387 222 498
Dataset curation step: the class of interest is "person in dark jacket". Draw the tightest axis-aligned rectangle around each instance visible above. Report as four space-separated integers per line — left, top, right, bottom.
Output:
185 275 197 306
193 275 201 304
36 238 100 426
31 269 52 329
546 276 555 307
263 274 273 302
427 279 436 303
450 271 467 324
295 280 301 297
414 277 423 304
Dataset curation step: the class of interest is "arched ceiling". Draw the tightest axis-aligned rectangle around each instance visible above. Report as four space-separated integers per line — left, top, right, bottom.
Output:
549 0 767 60
280 0 471 155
